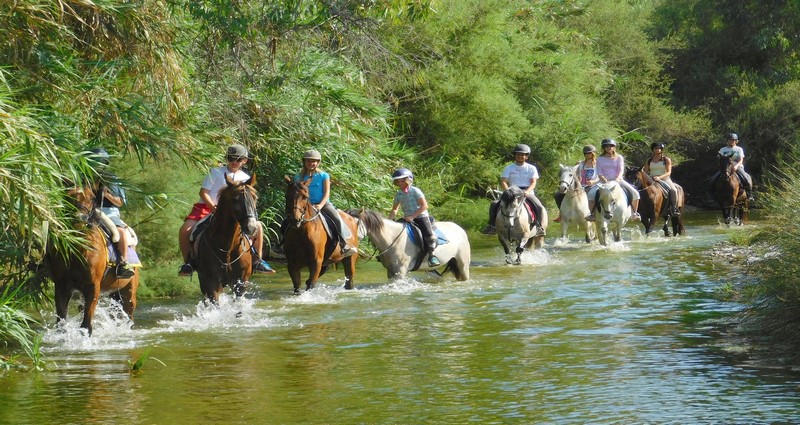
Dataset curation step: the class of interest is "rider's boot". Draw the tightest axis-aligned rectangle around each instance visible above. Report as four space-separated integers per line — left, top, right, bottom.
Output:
340 242 357 257
116 260 135 278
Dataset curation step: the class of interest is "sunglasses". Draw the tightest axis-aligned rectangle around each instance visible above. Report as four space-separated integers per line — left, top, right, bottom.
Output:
227 156 247 163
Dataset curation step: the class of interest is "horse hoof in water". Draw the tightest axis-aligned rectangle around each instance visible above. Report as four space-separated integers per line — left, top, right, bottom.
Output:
235 311 243 319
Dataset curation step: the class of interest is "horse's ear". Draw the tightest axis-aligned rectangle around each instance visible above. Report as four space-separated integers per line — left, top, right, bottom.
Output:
248 173 257 186
284 175 292 185
225 173 235 186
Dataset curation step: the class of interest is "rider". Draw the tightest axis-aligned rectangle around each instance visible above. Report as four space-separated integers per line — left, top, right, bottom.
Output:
293 149 357 257
553 145 599 223
586 138 640 222
493 143 546 236
389 168 440 267
177 144 275 276
712 132 754 201
89 147 135 279
642 142 681 215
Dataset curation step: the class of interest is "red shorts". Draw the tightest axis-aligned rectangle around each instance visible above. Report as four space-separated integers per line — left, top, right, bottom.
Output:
185 202 212 221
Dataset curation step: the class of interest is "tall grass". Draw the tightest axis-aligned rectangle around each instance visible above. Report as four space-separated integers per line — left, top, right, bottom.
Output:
739 161 800 353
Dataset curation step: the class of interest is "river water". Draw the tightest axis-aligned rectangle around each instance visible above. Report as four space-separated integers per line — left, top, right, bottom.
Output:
2 213 799 424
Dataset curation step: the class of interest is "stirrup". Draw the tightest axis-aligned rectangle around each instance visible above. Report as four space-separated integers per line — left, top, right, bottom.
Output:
116 261 135 278
178 263 193 277
428 255 441 266
585 214 595 222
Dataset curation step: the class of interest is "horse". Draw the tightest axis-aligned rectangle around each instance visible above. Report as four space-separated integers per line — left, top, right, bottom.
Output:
348 209 470 280
494 186 545 264
595 181 630 246
624 166 685 236
283 177 359 294
713 154 748 226
46 182 139 336
557 164 595 243
193 174 259 304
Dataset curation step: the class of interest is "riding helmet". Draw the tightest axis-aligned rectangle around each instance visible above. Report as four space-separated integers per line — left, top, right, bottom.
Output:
512 144 531 155
601 138 617 147
726 133 738 141
303 149 322 161
651 142 665 150
227 144 249 158
582 145 597 154
392 168 414 180
89 147 111 165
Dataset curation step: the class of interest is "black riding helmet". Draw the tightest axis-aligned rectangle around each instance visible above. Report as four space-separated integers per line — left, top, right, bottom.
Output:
651 142 665 150
726 133 738 141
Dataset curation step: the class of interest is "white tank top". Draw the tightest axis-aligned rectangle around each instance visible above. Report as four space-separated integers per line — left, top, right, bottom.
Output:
648 158 667 177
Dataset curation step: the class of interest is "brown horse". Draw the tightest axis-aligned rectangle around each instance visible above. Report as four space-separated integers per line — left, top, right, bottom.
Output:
283 177 359 294
194 175 259 304
713 154 748 226
624 167 685 236
47 183 139 336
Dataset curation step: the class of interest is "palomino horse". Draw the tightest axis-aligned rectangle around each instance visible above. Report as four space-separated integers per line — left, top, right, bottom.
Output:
194 174 259 304
494 186 546 264
348 209 470 280
284 177 359 294
713 154 748 226
624 166 685 236
47 182 139 336
595 181 630 246
557 164 595 243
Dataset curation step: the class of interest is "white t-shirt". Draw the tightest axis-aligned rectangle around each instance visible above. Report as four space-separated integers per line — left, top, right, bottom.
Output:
719 145 744 163
200 166 251 204
501 162 539 188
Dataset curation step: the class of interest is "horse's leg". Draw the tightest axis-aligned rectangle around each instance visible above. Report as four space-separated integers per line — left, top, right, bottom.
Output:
54 279 72 325
80 284 101 336
288 265 303 294
342 256 355 290
117 273 138 322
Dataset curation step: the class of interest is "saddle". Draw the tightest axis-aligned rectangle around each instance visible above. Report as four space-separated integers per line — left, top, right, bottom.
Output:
593 184 633 208
402 218 449 272
99 225 142 269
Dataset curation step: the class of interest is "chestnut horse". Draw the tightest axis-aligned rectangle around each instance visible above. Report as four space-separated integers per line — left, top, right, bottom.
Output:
194 175 259 304
47 183 139 336
713 154 748 226
283 177 359 294
624 166 685 236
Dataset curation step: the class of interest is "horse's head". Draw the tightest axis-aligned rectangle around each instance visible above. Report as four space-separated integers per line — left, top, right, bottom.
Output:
284 176 312 227
718 153 735 176
499 186 524 211
597 181 621 219
64 180 98 224
218 174 259 235
558 164 578 193
624 166 643 189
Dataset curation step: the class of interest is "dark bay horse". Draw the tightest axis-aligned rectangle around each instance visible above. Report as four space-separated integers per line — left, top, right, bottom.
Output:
714 154 748 226
47 183 139 336
624 167 685 236
283 177 359 294
194 174 259 304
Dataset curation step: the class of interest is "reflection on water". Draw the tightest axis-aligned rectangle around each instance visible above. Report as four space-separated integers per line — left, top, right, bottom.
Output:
2 213 799 424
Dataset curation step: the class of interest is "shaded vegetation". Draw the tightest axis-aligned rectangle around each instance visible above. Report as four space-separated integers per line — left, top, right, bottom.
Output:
1 0 800 366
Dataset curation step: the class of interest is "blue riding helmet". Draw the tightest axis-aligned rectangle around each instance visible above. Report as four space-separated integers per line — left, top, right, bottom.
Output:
392 168 413 180
726 133 738 141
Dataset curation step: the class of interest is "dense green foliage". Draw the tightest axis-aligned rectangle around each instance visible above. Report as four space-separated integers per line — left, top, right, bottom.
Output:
2 0 800 365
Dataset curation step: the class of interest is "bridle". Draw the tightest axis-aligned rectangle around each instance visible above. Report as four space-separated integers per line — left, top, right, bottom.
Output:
559 169 583 199
204 184 257 271
287 184 321 226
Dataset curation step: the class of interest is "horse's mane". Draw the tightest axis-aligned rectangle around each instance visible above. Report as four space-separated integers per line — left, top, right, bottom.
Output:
346 209 385 233
500 186 523 205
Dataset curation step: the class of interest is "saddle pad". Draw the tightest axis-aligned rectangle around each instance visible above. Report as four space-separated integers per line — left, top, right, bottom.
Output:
104 234 142 267
404 223 448 245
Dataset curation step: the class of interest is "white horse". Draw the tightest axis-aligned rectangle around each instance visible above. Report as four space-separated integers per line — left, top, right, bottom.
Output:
495 186 546 264
348 209 470 281
595 181 630 246
557 164 595 243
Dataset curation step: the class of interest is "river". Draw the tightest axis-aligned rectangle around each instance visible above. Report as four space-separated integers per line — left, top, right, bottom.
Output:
1 212 799 424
